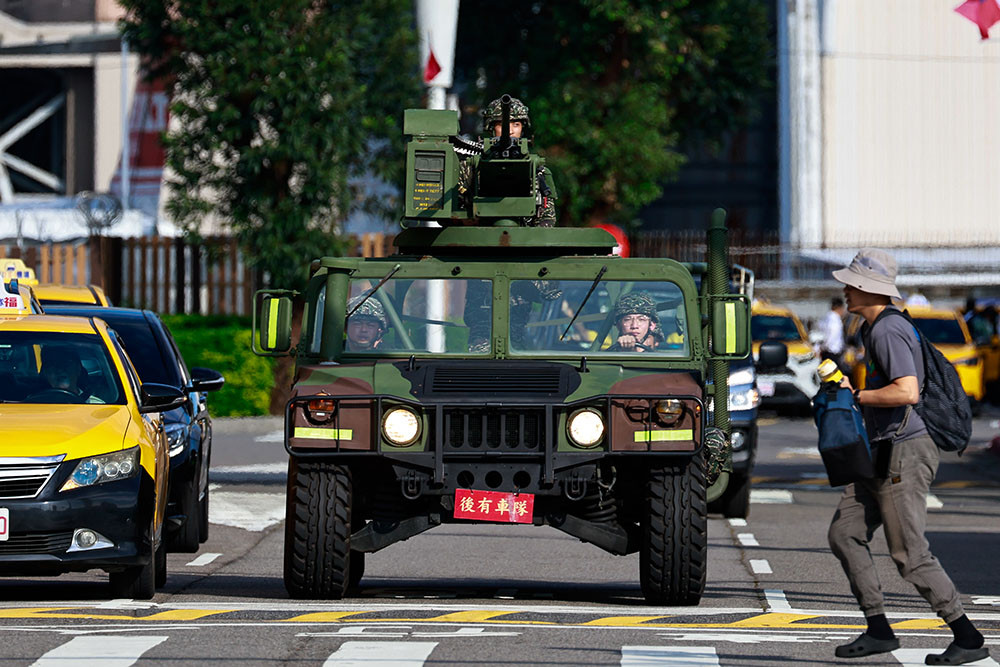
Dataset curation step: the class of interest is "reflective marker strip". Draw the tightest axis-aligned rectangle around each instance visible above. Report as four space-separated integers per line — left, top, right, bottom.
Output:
294 427 353 440
634 429 694 442
266 299 278 349
725 302 736 354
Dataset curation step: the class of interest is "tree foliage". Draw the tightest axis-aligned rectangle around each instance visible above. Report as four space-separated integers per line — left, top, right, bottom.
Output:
455 0 771 227
119 0 422 288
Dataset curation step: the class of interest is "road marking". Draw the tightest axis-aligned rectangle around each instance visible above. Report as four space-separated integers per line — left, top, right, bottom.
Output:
657 631 832 644
974 597 1000 606
323 641 437 666
252 431 284 443
926 493 943 509
621 645 719 665
893 647 1000 666
777 447 821 459
737 533 759 547
185 553 221 567
750 489 794 504
209 491 284 531
750 559 772 574
31 635 167 666
765 589 793 612
728 518 747 527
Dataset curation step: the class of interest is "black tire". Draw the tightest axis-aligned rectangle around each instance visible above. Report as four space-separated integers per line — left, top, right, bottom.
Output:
718 472 751 520
170 478 201 553
154 534 167 588
109 528 157 599
640 454 708 605
198 486 210 544
283 459 354 599
348 550 365 591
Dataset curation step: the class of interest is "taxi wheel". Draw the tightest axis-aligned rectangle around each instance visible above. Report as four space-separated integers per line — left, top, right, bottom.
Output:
155 536 167 588
716 472 751 520
198 488 210 544
348 550 365 591
284 460 352 599
639 455 708 606
173 480 201 553
109 536 156 599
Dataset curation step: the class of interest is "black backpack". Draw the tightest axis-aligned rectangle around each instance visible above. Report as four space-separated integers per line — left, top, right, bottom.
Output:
866 308 972 453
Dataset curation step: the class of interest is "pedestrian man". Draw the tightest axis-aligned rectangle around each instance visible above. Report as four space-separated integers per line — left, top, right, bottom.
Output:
828 249 988 664
818 296 849 375
345 296 387 352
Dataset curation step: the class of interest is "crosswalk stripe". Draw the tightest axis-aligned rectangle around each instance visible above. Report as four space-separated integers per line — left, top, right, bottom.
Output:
185 552 221 567
750 489 794 504
209 491 284 531
323 641 437 666
926 493 943 509
750 559 772 574
31 636 168 667
621 646 720 665
893 648 999 666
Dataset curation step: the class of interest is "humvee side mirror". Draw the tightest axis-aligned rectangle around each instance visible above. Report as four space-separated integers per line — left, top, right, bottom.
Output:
711 296 750 358
758 340 789 370
253 292 295 355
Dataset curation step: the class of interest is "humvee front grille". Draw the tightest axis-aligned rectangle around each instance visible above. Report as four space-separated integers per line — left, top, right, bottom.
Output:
430 367 563 394
442 408 544 452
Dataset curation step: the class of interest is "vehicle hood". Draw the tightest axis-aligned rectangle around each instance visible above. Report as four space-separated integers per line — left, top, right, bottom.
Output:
0 405 131 458
935 344 978 363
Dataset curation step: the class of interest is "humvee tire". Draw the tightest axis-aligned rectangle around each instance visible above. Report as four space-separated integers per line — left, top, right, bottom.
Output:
640 455 708 605
284 460 352 599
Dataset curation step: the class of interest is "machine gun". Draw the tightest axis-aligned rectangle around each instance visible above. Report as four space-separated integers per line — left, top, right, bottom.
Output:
403 96 552 225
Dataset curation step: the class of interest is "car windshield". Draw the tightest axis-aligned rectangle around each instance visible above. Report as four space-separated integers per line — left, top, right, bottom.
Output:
0 332 125 405
345 278 493 354
509 279 689 357
751 315 803 342
913 317 967 345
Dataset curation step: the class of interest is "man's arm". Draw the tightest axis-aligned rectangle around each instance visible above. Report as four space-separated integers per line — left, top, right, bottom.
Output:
841 375 919 406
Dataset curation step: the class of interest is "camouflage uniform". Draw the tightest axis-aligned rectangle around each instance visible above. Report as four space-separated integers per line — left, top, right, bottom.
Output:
608 292 666 351
465 279 563 353
346 295 387 350
457 95 558 227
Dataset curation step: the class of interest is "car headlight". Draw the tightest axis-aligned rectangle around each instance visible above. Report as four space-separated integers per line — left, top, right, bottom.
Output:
729 368 755 386
655 399 684 425
165 423 189 457
382 407 421 446
61 447 140 492
567 408 605 448
728 387 760 411
731 430 747 450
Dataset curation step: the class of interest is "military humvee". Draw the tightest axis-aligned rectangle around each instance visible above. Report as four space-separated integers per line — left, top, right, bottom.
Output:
253 99 750 605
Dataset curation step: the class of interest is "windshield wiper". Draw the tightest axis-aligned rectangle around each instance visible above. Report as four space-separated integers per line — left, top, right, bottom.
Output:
347 263 401 319
561 265 607 341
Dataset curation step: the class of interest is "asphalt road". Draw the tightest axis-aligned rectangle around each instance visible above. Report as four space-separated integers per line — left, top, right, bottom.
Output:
1 414 999 666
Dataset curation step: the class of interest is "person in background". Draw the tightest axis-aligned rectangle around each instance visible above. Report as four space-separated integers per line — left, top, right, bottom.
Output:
818 296 849 376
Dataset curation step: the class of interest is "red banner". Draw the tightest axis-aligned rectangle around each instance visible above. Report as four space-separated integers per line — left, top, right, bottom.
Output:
453 489 534 524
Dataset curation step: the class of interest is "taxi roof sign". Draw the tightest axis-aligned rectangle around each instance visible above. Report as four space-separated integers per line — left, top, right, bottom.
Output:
1 280 31 316
0 258 39 286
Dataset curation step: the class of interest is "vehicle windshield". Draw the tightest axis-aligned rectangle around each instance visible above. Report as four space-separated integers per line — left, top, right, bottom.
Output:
913 317 967 345
0 332 125 404
345 278 493 354
751 315 803 342
509 279 690 357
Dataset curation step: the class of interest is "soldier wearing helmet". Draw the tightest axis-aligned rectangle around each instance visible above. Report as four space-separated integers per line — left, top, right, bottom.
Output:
345 296 388 351
609 292 666 352
457 94 558 227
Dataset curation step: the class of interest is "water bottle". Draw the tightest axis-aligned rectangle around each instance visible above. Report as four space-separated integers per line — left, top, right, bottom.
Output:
817 358 844 385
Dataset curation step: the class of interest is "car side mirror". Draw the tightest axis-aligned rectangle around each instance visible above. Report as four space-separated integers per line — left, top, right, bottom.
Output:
757 340 789 370
711 295 750 358
139 382 187 414
190 367 225 393
254 292 294 355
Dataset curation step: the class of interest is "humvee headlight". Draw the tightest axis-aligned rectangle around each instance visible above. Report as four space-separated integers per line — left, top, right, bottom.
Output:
567 409 604 448
655 399 684 424
382 407 420 446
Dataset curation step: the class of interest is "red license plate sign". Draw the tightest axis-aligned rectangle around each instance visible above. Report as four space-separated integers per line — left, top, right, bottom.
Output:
0 508 8 542
454 489 534 524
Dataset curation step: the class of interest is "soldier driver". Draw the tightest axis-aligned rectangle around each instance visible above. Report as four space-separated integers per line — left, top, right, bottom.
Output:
608 293 665 352
457 95 558 227
345 296 387 352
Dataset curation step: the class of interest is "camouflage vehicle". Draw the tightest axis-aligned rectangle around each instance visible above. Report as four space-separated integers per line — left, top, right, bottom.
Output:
253 99 750 605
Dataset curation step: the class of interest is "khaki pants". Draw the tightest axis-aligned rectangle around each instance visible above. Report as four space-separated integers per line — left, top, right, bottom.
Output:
828 434 964 622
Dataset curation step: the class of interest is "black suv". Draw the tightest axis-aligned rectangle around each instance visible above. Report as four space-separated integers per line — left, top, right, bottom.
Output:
46 306 224 552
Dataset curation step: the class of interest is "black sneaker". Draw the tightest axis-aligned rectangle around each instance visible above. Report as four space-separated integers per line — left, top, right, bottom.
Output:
925 643 989 665
835 633 900 658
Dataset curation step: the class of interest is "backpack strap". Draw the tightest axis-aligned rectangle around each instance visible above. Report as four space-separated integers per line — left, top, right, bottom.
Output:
862 307 924 441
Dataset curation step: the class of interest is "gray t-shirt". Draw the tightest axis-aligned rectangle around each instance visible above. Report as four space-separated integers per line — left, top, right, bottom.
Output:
861 307 927 442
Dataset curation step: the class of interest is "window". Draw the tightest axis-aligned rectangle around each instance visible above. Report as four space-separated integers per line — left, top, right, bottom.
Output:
0 332 125 405
509 279 690 357
346 279 492 354
751 315 803 342
912 317 967 346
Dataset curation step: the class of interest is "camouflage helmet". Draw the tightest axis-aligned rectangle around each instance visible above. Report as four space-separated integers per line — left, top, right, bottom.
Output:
483 96 531 131
347 295 387 330
613 292 664 342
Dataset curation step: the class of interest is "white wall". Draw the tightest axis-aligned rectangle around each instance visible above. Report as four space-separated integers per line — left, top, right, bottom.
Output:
822 0 1000 248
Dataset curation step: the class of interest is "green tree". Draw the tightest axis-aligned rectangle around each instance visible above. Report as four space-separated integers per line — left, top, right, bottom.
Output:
455 0 770 227
119 0 422 289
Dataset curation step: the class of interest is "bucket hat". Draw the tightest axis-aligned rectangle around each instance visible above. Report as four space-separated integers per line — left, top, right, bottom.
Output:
832 249 901 299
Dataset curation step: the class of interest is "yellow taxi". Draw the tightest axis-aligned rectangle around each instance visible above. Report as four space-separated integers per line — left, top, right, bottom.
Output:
848 306 984 404
34 284 111 307
1 258 38 286
1 279 44 315
751 299 820 407
0 286 184 598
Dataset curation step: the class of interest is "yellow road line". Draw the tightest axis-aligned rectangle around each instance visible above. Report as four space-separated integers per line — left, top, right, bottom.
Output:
582 616 672 627
0 607 233 621
891 619 947 630
284 611 370 622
